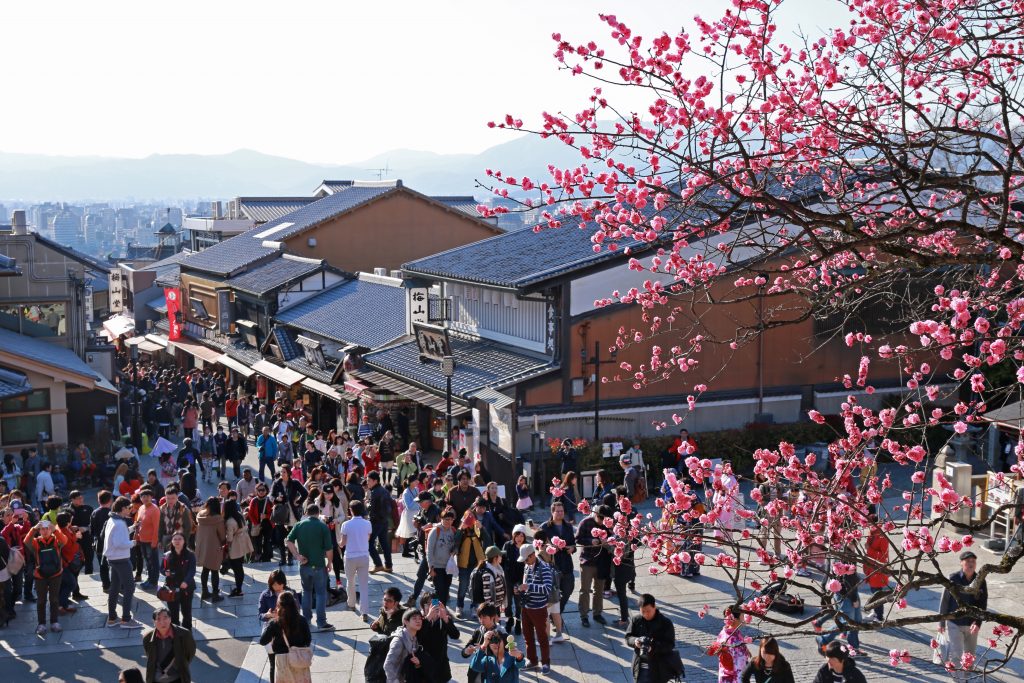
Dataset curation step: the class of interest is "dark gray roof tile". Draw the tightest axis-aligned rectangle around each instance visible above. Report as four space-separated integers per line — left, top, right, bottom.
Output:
224 254 325 296
274 276 406 349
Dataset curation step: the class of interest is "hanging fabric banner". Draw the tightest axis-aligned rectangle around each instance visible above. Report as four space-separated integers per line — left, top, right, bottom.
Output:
164 288 183 341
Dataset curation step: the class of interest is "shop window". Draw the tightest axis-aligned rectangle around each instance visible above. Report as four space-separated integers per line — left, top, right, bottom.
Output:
1 414 52 446
0 303 65 337
0 388 50 413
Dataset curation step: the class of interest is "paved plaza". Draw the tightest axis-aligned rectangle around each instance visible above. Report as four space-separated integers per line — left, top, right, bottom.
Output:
2 447 1022 682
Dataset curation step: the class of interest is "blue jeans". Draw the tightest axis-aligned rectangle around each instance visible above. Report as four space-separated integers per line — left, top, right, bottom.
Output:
367 521 392 569
300 564 329 628
143 544 160 586
817 596 861 650
457 566 472 610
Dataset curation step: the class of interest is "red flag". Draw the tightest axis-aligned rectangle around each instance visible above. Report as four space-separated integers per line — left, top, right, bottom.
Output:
164 288 183 341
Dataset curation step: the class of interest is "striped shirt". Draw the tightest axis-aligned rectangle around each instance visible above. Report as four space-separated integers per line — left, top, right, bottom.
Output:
522 557 553 610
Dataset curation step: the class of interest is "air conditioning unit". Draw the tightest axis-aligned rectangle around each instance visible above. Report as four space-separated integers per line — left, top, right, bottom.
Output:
373 267 387 276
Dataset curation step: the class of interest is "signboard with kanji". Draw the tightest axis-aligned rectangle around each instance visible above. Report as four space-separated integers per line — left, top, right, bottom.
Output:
414 323 452 362
410 287 429 325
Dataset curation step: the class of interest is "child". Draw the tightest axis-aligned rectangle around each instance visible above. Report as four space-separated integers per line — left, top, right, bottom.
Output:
290 458 304 484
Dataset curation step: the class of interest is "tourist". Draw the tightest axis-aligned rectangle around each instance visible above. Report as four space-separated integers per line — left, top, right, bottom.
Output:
135 488 161 589
271 466 307 566
939 550 988 682
256 426 279 483
195 497 226 603
162 531 196 630
54 513 83 615
475 546 507 618
159 485 194 550
625 594 679 683
316 483 348 590
557 438 577 475
502 524 528 635
469 627 527 682
462 603 509 683
532 529 568 644
576 504 611 627
383 608 426 682
455 507 492 618
340 499 372 617
516 543 553 674
538 501 576 615
143 607 197 683
446 471 478 522
91 490 113 592
104 496 142 629
365 471 393 574
740 636 795 683
285 503 335 632
407 491 442 606
711 606 750 683
23 519 65 635
67 490 94 577
813 641 867 683
259 590 312 683
223 499 253 598
369 586 405 636
417 593 460 681
247 482 274 562
396 476 419 558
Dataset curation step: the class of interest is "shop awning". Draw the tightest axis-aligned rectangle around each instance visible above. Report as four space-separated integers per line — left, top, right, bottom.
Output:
167 337 222 364
217 353 255 378
300 377 345 403
103 314 135 339
145 334 169 348
136 340 165 354
471 387 515 410
357 370 470 415
252 359 304 387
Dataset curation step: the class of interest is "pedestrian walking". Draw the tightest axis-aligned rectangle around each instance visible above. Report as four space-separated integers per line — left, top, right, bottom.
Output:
260 590 313 683
515 543 553 674
339 500 372 617
104 496 142 629
162 532 197 630
939 551 988 681
195 497 226 603
142 607 196 683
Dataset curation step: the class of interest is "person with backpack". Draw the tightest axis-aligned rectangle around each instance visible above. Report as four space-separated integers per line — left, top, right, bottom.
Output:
455 508 493 619
472 546 507 617
515 543 554 674
620 454 647 504
23 519 66 635
384 608 429 683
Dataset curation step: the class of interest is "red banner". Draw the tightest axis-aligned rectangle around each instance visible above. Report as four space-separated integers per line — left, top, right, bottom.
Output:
164 288 183 341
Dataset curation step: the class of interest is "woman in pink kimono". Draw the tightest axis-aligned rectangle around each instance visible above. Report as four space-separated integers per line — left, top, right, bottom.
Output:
708 606 750 683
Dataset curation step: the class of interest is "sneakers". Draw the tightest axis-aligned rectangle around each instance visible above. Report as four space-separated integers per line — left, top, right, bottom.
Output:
593 614 607 626
106 617 121 627
72 593 88 601
580 615 590 628
120 619 143 629
403 597 417 608
35 624 47 636
370 566 385 574
455 608 464 618
550 633 568 643
210 593 225 603
50 622 62 633
318 623 335 632
228 589 244 598
540 664 551 674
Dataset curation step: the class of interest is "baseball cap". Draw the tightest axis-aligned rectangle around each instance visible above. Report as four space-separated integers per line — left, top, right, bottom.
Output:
959 551 978 561
485 545 502 560
518 544 537 562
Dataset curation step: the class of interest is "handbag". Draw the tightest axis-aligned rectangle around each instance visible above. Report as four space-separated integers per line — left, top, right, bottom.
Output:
272 503 291 526
445 555 458 575
7 547 25 576
158 585 178 602
249 522 262 538
933 630 948 665
281 627 313 669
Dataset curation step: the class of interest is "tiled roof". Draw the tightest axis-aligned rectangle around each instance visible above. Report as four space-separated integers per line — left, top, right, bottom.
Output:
362 334 557 401
237 198 319 224
404 173 828 291
223 254 325 296
224 342 263 367
0 327 112 388
285 356 336 385
315 180 354 195
141 250 192 289
431 196 482 219
182 181 399 276
274 276 407 349
272 327 302 361
33 233 112 273
0 368 31 400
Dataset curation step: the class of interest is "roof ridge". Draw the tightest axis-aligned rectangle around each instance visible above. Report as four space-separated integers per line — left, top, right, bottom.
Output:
281 253 324 265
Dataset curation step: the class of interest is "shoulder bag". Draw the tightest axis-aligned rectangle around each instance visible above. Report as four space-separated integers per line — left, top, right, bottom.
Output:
281 626 313 669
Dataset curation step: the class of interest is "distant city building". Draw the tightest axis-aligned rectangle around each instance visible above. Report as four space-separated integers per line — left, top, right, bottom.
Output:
51 206 82 248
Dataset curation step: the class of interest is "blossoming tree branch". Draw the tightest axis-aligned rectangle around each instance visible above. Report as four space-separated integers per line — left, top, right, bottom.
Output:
479 0 1024 675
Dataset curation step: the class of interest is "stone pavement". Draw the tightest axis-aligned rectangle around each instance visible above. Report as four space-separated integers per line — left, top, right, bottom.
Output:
2 442 1022 682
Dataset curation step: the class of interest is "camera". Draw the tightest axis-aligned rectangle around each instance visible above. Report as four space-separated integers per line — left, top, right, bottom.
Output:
636 636 652 656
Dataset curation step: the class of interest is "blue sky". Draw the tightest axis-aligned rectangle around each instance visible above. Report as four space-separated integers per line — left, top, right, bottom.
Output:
2 0 847 164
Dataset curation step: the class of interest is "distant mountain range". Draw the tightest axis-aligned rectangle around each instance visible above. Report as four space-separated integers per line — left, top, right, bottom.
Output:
0 134 589 202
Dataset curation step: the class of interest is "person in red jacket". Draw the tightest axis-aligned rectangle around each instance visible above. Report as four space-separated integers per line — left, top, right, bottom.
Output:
23 519 65 635
55 512 83 614
863 517 890 622
247 482 275 562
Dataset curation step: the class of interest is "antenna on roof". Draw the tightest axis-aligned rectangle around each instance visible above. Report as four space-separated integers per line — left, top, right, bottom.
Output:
366 162 392 181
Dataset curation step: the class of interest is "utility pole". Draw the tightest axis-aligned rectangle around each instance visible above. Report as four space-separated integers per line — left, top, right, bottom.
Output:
583 340 616 444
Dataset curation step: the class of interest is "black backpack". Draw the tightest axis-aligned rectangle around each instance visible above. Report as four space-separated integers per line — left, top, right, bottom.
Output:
36 541 61 579
470 566 486 606
364 633 394 683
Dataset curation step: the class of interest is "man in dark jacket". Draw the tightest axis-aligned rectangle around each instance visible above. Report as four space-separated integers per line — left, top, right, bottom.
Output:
446 471 479 521
939 551 988 681
576 505 610 627
143 607 196 683
625 594 678 683
365 471 393 573
813 641 867 683
90 491 113 591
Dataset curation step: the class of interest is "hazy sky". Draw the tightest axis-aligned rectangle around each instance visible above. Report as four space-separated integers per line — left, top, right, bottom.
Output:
2 0 846 165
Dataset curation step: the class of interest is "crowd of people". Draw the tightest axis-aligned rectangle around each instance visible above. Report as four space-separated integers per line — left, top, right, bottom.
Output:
0 361 998 682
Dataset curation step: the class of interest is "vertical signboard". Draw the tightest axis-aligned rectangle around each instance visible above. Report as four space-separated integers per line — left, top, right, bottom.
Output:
164 288 182 341
409 287 429 326
84 284 94 324
109 268 124 313
217 290 232 334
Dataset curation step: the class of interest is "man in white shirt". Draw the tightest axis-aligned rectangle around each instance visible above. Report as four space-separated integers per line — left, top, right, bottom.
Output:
35 462 55 505
339 499 372 617
103 496 141 629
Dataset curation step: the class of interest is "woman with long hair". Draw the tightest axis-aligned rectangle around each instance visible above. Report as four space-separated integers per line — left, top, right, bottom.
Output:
271 466 307 566
396 475 419 558
502 524 529 635
556 471 580 523
709 606 751 683
317 483 348 589
162 531 197 629
223 499 253 597
417 593 459 681
740 636 794 683
259 589 312 683
195 497 226 602
384 608 425 682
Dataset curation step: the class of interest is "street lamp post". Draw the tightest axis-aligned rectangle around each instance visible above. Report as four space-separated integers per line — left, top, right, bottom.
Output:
583 341 616 445
441 355 456 453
